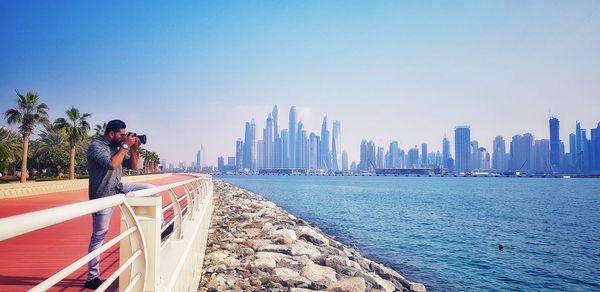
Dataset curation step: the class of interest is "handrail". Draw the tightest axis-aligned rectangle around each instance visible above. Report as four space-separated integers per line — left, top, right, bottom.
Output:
126 177 200 197
0 194 125 241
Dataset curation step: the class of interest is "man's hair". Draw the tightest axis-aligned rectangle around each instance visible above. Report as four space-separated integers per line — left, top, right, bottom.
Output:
105 119 126 135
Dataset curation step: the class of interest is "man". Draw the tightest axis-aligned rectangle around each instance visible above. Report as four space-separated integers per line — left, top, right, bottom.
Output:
85 119 154 289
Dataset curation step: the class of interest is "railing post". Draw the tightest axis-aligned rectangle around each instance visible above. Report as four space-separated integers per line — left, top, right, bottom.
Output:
122 195 162 291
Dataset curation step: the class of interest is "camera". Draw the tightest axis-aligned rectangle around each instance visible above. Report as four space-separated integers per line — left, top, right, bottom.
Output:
127 132 147 144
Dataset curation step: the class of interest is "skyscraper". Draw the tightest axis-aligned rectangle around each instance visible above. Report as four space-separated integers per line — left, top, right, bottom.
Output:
235 138 243 170
196 147 202 169
421 143 428 166
406 146 419 168
470 140 479 170
358 140 376 172
243 120 256 170
272 105 282 168
389 141 399 168
533 139 550 173
309 132 318 169
257 140 264 169
549 117 560 169
320 116 330 170
298 122 308 168
492 136 507 172
282 129 289 168
331 120 342 171
289 106 297 168
264 114 273 168
442 136 450 169
509 133 534 172
377 147 384 169
455 126 471 173
342 151 349 172
591 122 600 171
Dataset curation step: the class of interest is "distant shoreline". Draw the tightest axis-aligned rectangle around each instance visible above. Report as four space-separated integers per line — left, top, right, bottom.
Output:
212 173 600 179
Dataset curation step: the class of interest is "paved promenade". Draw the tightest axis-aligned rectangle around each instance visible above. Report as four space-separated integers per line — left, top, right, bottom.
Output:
0 174 192 291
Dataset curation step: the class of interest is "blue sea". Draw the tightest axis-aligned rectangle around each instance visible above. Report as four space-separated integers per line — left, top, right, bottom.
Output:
217 175 600 291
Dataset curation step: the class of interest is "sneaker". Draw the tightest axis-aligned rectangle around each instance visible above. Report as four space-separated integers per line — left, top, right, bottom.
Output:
84 277 103 289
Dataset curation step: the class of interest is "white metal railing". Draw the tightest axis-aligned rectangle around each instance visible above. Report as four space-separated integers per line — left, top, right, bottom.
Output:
0 194 147 292
0 173 213 292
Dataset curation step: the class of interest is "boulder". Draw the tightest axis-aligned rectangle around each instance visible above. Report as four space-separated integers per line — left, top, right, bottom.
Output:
324 255 361 273
272 228 297 244
298 226 329 246
326 277 366 292
290 242 322 259
301 264 337 286
257 244 292 255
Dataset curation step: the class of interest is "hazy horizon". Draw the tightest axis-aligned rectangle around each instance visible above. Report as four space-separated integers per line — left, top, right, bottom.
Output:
2 1 599 165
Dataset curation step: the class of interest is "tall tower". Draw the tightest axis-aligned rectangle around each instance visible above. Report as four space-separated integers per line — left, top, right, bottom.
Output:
549 117 560 170
492 136 506 172
235 138 243 170
421 143 428 166
442 136 450 169
320 116 330 170
264 113 273 168
243 120 257 170
289 106 297 168
272 105 281 168
454 126 471 173
331 120 342 171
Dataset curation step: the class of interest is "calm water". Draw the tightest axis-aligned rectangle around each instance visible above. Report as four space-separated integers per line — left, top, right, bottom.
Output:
217 175 600 291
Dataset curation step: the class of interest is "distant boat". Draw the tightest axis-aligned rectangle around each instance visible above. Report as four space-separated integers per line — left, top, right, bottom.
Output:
563 175 571 179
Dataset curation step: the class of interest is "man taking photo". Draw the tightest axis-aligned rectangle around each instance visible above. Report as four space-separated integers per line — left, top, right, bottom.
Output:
84 119 154 289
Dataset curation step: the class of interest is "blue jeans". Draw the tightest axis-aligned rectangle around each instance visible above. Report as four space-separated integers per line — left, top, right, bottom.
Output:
87 182 155 281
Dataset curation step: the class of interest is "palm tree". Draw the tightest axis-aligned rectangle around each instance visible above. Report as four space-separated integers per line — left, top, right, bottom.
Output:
0 127 22 174
54 107 91 180
93 122 106 139
4 91 50 182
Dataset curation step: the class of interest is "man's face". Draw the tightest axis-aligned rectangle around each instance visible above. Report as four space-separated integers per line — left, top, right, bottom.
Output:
108 128 127 146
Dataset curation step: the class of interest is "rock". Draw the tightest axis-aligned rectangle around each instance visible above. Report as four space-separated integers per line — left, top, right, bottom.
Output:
301 264 337 286
354 271 396 292
326 277 366 292
205 250 229 265
206 274 226 291
274 267 300 281
298 226 329 246
291 289 320 292
257 244 292 255
272 228 297 244
290 242 322 259
408 281 427 292
245 228 262 238
325 255 361 273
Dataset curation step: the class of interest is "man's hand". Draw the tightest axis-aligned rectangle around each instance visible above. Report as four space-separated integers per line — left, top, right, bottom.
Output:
130 137 141 152
123 133 137 148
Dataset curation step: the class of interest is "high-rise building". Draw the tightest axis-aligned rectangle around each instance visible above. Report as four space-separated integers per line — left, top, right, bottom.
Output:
569 133 577 167
492 136 507 172
442 136 450 169
358 140 376 172
477 147 490 170
377 147 384 169
406 146 419 168
342 151 349 172
282 129 290 168
235 138 243 170
320 116 330 170
389 141 399 168
591 122 600 171
264 114 273 168
533 139 550 173
243 120 256 170
549 117 560 169
227 157 236 166
289 106 297 168
217 157 225 171
196 147 203 169
455 126 471 173
297 121 307 168
470 140 479 170
421 143 428 166
331 120 341 171
257 140 264 169
272 105 281 168
308 133 318 169
509 133 534 172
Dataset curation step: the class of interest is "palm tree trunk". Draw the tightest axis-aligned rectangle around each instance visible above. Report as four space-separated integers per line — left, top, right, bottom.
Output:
20 136 29 183
69 144 76 180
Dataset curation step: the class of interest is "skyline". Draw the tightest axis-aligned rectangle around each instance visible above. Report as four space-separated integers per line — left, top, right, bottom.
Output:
2 1 600 164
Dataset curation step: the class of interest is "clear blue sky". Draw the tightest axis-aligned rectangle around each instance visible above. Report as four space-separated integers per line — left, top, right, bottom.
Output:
2 1 599 165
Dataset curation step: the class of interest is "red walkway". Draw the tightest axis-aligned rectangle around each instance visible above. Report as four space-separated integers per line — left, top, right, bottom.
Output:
0 174 193 291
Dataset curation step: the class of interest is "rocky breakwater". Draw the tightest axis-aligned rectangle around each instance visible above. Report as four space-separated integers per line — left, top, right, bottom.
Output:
199 180 426 292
